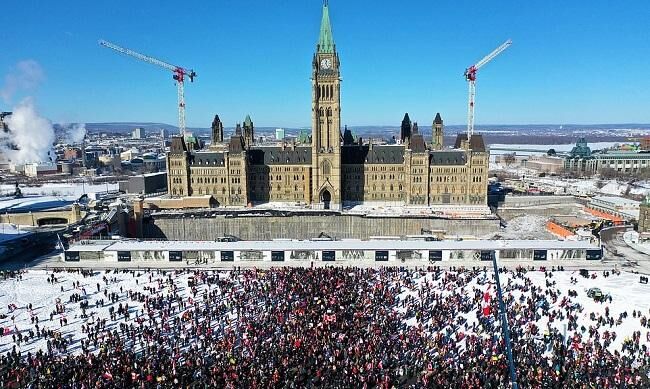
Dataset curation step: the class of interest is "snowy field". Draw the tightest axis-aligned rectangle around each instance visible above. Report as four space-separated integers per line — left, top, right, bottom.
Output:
0 268 648 358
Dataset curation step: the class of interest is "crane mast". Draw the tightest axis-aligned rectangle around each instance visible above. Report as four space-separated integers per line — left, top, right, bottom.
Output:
464 39 511 143
98 40 196 138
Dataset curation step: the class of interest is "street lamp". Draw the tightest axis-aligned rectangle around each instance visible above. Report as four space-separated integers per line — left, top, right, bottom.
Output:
491 251 518 389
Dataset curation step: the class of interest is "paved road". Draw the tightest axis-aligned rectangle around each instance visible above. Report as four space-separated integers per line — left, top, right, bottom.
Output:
600 225 650 273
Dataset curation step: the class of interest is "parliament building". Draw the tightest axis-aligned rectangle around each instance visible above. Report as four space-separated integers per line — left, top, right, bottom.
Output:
166 2 489 210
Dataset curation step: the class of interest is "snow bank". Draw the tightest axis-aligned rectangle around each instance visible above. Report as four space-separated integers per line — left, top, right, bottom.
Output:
483 215 554 240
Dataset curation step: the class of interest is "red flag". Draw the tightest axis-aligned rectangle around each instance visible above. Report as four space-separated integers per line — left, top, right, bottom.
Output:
482 288 492 316
482 304 491 316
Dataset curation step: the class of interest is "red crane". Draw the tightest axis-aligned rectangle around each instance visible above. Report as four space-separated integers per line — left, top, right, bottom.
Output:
99 39 196 137
464 39 512 144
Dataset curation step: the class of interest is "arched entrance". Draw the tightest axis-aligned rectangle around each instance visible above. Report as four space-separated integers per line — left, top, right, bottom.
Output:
37 217 69 226
320 189 332 210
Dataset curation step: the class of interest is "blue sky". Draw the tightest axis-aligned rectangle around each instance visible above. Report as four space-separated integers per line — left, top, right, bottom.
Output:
1 0 648 128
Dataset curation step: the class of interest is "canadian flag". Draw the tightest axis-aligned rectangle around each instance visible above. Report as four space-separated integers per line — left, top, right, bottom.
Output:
482 288 492 317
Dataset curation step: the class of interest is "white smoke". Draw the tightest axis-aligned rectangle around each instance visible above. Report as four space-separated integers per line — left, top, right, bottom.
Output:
1 60 45 103
0 98 55 164
62 123 87 144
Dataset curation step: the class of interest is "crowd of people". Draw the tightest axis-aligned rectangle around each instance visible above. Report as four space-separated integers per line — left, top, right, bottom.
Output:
0 265 648 388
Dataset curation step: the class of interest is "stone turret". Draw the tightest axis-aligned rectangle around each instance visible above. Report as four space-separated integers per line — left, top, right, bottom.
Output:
432 112 443 150
640 195 650 233
400 113 411 144
243 115 254 149
211 114 223 144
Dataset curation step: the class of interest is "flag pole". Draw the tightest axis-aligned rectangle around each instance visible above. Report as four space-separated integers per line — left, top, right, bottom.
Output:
492 251 518 389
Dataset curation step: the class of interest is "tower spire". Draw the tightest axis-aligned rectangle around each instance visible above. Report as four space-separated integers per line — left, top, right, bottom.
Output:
318 1 335 53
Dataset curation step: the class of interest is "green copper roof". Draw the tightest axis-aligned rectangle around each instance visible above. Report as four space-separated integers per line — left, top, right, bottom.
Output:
643 194 650 206
243 114 253 127
318 2 335 53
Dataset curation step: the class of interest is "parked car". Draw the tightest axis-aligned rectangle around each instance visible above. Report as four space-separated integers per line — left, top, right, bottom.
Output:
587 287 603 300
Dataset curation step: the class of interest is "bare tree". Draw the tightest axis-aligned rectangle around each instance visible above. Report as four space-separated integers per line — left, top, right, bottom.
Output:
502 153 516 167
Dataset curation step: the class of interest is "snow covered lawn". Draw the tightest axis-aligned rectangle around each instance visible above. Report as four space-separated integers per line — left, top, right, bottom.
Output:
0 268 648 359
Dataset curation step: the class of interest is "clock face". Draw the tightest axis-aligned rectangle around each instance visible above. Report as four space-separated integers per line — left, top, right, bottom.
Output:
320 58 332 70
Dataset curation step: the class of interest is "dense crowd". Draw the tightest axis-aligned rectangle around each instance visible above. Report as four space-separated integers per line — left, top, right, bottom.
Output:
0 266 648 388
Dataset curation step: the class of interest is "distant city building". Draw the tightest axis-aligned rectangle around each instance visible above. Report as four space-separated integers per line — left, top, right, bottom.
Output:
119 172 168 195
588 195 640 221
160 129 169 139
9 163 25 174
63 147 82 160
142 154 166 172
120 149 140 161
275 128 285 140
525 155 565 174
165 2 488 209
24 162 58 178
565 137 650 175
640 136 650 151
59 162 73 175
297 130 310 144
132 127 145 139
98 154 121 171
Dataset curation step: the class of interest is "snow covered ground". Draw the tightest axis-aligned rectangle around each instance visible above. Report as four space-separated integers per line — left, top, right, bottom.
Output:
0 268 648 359
483 215 554 240
0 224 32 243
0 182 119 197
0 270 200 356
490 165 650 197
0 195 77 212
398 269 650 354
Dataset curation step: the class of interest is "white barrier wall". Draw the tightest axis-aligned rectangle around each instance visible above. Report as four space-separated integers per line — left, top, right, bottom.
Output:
65 246 598 264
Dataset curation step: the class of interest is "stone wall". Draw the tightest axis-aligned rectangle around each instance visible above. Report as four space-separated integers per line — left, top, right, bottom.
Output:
499 195 576 208
144 215 500 240
497 195 582 221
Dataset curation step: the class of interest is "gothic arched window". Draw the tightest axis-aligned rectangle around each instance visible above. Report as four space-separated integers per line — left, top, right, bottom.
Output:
322 160 331 176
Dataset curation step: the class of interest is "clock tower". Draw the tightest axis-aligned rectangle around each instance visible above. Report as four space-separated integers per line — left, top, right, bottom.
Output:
311 1 341 209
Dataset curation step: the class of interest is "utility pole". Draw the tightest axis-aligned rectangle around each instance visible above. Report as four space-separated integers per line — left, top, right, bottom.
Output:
491 251 518 389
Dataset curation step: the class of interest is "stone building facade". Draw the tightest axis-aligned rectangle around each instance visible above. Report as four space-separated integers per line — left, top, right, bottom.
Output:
640 196 650 233
166 2 489 209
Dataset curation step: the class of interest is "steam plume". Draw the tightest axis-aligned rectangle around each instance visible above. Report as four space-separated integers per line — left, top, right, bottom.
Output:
0 98 55 164
62 123 87 144
1 60 45 103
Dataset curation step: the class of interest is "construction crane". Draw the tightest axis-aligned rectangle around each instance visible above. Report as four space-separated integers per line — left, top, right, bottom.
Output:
98 39 196 137
464 39 511 143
